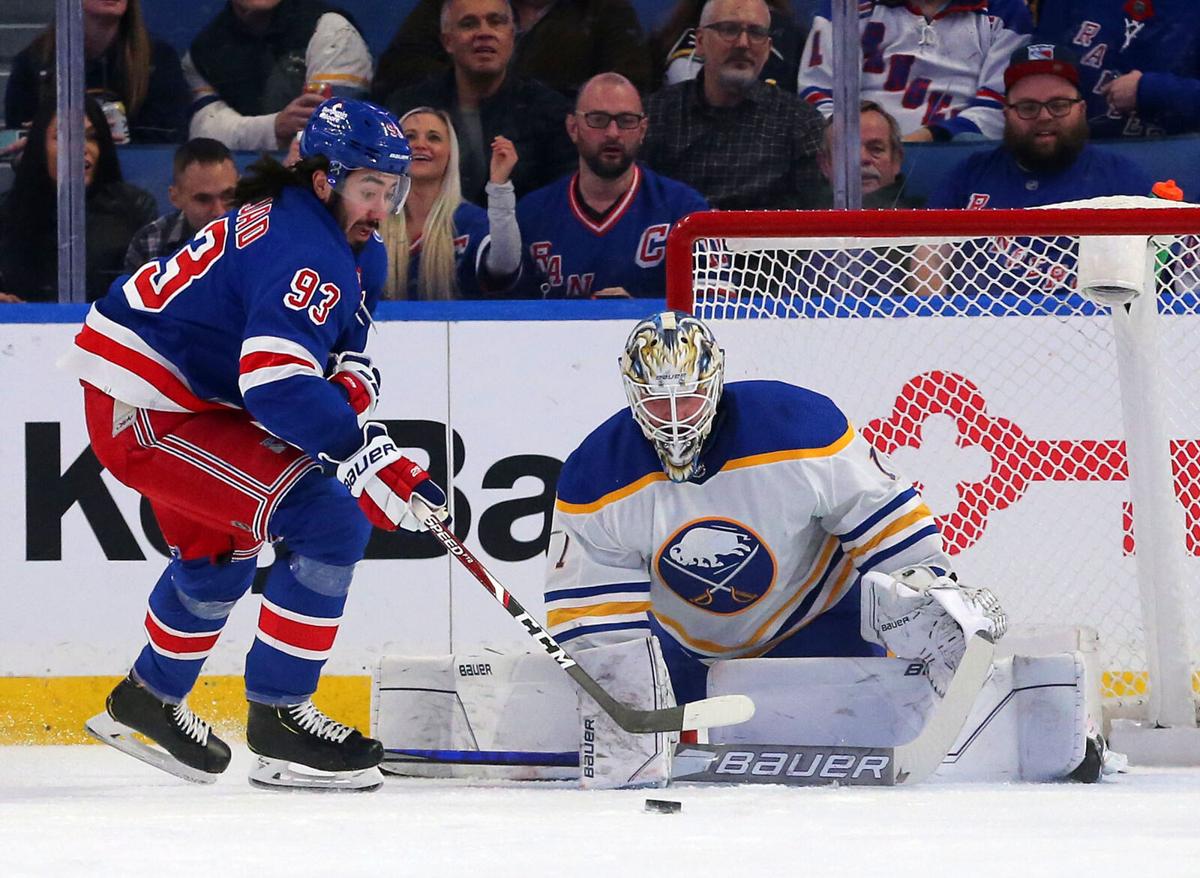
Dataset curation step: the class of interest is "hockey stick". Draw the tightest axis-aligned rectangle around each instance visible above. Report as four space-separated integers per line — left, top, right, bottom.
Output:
422 513 755 734
672 632 996 787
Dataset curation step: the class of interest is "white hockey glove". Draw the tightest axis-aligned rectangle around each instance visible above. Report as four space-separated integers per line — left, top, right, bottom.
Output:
861 565 1006 697
328 352 381 427
576 637 677 790
325 423 450 532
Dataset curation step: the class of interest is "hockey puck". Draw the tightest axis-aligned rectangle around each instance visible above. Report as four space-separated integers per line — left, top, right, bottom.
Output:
644 798 682 814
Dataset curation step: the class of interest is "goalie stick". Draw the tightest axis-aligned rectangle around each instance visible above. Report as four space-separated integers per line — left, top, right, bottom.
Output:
421 512 755 734
672 632 996 787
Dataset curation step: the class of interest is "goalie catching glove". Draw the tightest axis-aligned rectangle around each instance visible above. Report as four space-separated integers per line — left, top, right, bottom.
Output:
861 565 1006 696
325 423 449 532
328 352 382 427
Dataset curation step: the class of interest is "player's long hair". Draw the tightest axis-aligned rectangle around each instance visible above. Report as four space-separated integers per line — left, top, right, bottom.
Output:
381 107 463 300
31 0 153 117
232 154 328 208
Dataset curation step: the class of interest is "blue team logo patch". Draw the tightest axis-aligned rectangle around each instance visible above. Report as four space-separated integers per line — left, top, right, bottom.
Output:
656 519 775 614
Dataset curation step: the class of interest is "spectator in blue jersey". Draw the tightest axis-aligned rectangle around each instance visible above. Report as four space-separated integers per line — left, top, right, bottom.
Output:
380 107 523 298
1034 1 1200 138
0 99 156 303
182 0 372 151
799 0 1032 142
5 0 189 147
927 44 1152 209
514 73 708 298
642 0 825 209
124 138 240 272
382 0 577 206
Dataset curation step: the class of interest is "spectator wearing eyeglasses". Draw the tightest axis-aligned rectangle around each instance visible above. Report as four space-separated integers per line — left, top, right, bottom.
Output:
642 0 825 210
1034 0 1200 138
799 0 1032 142
652 0 807 92
382 0 577 205
513 73 708 298
928 44 1151 209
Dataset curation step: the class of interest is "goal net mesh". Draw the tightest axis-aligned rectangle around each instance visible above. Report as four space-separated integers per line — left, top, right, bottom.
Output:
670 207 1200 716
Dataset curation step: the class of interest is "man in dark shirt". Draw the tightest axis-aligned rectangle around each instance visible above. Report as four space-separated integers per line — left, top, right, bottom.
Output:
642 0 824 209
815 101 923 209
382 0 576 204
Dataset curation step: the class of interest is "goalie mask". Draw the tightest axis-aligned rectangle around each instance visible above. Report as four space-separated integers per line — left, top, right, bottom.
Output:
620 311 725 482
300 98 412 214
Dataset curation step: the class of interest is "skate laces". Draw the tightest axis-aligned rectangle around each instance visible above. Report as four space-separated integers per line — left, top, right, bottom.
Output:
288 700 354 743
171 702 211 745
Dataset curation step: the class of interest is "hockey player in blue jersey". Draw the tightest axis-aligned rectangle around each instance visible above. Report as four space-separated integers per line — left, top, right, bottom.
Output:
544 311 1007 787
64 98 450 791
515 73 708 298
1034 0 1200 138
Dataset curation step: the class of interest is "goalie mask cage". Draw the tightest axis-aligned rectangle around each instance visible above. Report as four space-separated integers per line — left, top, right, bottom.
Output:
665 201 1200 729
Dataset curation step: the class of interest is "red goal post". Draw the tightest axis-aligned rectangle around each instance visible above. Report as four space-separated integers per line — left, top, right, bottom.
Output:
665 204 1200 731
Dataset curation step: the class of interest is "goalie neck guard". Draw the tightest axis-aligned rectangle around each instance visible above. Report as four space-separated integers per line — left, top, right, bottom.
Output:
620 310 725 482
300 97 412 214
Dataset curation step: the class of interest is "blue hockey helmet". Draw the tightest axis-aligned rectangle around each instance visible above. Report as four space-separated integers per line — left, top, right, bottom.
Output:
300 98 412 213
620 310 725 482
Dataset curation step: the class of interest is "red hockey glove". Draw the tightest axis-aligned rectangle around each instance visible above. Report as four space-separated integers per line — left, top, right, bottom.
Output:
329 423 449 532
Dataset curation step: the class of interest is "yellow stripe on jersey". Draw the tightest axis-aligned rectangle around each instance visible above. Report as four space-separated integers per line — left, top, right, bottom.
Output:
720 425 856 473
555 471 669 515
743 561 857 658
844 503 936 563
546 600 652 629
555 426 855 516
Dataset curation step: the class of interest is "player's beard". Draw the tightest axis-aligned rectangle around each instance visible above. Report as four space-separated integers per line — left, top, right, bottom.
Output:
1004 115 1089 175
582 142 636 180
327 191 379 253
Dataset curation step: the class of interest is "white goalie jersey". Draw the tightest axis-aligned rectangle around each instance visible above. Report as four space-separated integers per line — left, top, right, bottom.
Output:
544 380 951 659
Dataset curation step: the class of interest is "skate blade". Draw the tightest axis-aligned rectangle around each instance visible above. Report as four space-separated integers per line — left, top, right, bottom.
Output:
84 711 220 785
247 756 383 792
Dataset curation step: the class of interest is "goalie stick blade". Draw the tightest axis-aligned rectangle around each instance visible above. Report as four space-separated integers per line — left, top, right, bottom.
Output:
892 631 995 785
681 694 756 732
84 711 220 785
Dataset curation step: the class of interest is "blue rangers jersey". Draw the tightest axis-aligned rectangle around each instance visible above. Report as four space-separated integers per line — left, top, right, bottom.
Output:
1035 0 1200 137
405 202 501 299
61 186 383 463
515 164 708 298
544 381 950 659
799 0 1032 139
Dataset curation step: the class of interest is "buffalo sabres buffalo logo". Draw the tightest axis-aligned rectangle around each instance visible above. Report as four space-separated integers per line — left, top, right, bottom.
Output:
655 519 775 614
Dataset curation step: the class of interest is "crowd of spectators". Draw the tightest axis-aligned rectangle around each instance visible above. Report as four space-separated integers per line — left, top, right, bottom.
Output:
1 0 1199 302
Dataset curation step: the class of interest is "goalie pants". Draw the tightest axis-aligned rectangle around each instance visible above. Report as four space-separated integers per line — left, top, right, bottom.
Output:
651 582 884 704
83 385 373 706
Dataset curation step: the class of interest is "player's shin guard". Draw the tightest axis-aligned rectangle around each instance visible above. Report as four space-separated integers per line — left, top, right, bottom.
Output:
132 556 256 702
244 553 353 704
576 637 677 790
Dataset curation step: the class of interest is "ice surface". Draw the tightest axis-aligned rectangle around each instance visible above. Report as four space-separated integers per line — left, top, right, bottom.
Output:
2 746 1199 877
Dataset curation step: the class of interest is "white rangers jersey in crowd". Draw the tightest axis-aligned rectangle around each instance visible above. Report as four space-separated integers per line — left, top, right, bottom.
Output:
798 0 1032 139
544 381 950 659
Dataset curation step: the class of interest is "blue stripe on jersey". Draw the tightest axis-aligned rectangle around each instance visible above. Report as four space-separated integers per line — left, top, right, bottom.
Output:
555 619 652 643
839 486 918 543
544 581 651 604
767 545 845 640
859 524 942 573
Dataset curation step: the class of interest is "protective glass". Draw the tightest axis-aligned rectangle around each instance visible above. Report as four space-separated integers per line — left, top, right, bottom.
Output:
704 21 771 44
578 111 645 130
334 169 410 215
1006 98 1084 120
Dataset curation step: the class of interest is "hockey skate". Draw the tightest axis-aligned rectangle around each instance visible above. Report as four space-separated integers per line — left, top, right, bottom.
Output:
246 700 384 791
84 674 231 784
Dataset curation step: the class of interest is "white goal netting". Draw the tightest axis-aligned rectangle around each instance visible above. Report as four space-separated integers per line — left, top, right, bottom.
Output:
667 202 1200 724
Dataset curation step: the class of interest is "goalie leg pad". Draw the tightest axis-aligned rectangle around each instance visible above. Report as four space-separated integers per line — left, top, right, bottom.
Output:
576 637 677 790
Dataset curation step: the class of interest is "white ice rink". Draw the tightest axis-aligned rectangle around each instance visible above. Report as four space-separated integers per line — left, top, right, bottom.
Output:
3 747 1199 877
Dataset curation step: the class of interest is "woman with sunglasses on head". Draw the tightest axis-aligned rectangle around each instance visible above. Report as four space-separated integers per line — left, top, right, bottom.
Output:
380 106 523 299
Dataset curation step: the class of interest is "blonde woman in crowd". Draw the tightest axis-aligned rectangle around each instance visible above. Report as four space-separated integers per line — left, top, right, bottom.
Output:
382 106 522 299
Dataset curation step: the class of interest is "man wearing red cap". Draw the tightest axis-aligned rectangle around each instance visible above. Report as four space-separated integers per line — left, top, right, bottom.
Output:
928 44 1152 209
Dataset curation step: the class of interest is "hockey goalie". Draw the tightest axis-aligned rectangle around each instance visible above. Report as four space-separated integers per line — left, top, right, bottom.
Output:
375 311 1111 787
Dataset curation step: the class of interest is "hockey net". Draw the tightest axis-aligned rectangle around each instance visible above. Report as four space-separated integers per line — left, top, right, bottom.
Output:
665 200 1200 727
